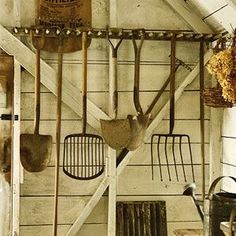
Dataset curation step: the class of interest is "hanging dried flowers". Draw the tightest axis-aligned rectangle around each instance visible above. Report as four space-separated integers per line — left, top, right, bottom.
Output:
206 36 236 103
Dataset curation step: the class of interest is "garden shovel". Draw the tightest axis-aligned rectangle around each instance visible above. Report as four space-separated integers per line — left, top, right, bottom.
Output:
100 37 135 150
20 34 52 172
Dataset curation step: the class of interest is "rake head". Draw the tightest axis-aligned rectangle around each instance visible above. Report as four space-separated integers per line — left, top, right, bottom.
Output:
151 134 195 182
63 133 105 180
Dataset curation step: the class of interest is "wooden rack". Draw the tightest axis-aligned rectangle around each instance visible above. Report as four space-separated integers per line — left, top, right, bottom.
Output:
11 26 227 42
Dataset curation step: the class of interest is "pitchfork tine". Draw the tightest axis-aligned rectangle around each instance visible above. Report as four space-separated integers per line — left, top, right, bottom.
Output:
151 136 155 180
187 135 195 182
179 136 187 182
157 136 163 181
165 136 171 181
172 136 179 181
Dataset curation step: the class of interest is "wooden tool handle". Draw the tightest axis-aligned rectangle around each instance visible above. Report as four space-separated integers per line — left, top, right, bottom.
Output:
34 48 41 135
169 35 176 134
132 31 144 115
31 33 45 135
53 38 63 236
108 38 123 118
82 31 88 134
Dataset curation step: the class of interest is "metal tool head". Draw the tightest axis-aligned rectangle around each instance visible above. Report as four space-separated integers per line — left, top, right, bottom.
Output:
127 113 150 151
151 134 195 182
20 134 52 172
63 133 105 180
100 118 133 150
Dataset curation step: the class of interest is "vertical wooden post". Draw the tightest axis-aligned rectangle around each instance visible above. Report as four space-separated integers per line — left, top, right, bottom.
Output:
199 40 206 199
209 109 223 188
108 1 118 235
12 59 21 236
108 148 117 236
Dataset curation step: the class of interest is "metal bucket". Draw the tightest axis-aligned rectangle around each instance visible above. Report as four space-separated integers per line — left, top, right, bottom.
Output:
204 176 236 236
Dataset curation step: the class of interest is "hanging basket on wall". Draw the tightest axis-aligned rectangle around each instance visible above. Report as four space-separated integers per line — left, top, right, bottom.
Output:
202 85 233 108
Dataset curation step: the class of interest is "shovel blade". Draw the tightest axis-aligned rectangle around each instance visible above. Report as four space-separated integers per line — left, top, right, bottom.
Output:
100 119 133 150
127 114 150 151
20 134 52 172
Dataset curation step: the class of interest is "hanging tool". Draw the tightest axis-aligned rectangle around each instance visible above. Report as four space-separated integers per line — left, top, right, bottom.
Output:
53 36 63 236
126 30 150 151
151 35 195 182
63 32 105 180
20 33 52 172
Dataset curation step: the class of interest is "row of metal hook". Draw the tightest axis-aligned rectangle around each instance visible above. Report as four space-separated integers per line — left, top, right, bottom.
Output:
11 26 227 42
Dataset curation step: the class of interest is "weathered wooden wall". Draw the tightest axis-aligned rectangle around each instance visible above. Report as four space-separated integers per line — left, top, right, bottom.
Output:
0 0 212 235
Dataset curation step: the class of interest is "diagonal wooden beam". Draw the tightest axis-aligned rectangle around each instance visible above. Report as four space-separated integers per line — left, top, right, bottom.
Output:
66 49 213 235
0 24 110 132
164 0 214 33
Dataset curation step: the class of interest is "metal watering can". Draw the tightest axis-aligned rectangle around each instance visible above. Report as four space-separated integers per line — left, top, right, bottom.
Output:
183 176 236 236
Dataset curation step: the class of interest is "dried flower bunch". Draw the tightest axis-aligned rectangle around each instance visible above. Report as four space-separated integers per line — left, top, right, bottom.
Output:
207 46 236 103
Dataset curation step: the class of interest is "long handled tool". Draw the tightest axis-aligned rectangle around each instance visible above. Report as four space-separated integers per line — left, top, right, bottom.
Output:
126 30 150 151
100 37 134 150
63 32 105 180
151 35 195 182
53 37 63 236
100 31 149 151
20 33 52 172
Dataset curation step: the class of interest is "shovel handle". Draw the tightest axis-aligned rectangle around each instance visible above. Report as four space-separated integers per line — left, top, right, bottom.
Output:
53 37 64 236
108 38 123 118
132 30 145 115
30 33 45 135
169 34 176 134
34 48 40 135
82 31 88 134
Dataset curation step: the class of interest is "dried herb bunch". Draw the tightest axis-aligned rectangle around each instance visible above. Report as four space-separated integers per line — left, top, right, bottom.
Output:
207 34 236 103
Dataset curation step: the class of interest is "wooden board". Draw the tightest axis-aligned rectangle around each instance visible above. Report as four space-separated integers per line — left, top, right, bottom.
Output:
173 229 203 236
20 165 209 196
20 224 107 236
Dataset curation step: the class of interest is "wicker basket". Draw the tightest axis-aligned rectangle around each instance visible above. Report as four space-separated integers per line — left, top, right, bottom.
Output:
202 87 233 108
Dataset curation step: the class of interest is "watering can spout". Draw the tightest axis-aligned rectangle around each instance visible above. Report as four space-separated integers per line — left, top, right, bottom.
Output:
183 183 204 222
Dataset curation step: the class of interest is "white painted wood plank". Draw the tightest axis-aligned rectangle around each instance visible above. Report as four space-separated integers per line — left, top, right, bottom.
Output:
168 222 202 236
12 59 21 236
20 224 107 236
222 137 236 166
223 107 236 137
107 149 116 236
21 165 208 196
164 0 214 33
20 197 108 225
0 24 109 132
117 0 191 29
222 164 236 193
209 108 224 187
20 195 201 225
